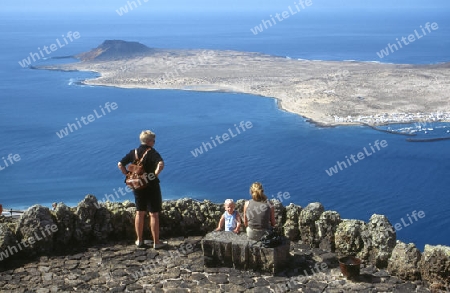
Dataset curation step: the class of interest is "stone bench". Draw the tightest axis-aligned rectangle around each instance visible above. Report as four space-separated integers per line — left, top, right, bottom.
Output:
201 231 290 274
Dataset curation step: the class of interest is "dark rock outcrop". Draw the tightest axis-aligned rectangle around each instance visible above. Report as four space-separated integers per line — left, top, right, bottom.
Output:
315 210 341 252
74 195 107 245
420 245 450 291
103 200 135 240
364 214 396 268
52 202 77 249
75 40 154 61
298 202 324 247
388 240 422 281
335 219 367 258
15 205 56 257
0 222 17 262
283 203 302 240
334 215 396 269
159 198 222 237
270 199 286 231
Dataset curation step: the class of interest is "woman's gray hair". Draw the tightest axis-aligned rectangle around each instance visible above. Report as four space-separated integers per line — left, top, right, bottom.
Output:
139 130 156 144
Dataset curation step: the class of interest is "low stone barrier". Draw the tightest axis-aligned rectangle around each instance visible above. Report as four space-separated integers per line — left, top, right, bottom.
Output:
201 231 290 274
0 194 449 288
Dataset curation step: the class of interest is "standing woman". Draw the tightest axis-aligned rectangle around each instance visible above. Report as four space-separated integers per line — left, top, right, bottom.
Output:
118 130 166 249
243 182 276 241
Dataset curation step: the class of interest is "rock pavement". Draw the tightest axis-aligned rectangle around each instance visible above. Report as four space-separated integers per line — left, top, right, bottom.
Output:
0 237 438 293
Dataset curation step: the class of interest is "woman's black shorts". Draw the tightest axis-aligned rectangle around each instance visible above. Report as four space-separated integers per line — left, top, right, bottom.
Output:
133 183 162 213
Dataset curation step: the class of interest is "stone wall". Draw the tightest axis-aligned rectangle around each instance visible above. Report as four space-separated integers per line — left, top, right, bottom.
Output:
0 194 448 289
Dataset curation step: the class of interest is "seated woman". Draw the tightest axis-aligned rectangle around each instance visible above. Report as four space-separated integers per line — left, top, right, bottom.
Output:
243 182 276 240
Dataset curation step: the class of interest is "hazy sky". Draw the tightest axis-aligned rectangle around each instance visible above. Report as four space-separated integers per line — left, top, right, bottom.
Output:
4 0 450 13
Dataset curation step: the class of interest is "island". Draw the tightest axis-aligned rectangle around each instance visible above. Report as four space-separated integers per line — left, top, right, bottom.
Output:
37 40 450 126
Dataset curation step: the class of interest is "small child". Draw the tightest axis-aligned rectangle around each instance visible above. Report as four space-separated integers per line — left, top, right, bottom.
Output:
215 199 241 234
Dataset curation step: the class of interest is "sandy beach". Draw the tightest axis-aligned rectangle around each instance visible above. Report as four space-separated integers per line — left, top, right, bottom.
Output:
38 46 450 126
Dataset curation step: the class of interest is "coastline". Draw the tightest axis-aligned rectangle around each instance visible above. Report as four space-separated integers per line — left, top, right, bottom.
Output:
35 46 450 127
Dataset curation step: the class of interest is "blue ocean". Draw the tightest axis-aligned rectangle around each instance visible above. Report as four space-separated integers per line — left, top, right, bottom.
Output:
0 5 449 250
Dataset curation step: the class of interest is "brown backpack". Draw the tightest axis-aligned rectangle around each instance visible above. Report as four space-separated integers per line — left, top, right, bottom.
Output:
125 148 152 190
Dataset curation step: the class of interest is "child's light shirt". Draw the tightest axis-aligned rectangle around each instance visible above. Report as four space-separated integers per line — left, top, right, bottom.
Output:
224 210 238 231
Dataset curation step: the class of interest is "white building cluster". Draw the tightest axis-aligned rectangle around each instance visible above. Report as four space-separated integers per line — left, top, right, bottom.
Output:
333 111 450 125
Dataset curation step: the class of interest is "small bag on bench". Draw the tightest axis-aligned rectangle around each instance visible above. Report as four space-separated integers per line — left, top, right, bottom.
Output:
260 228 283 248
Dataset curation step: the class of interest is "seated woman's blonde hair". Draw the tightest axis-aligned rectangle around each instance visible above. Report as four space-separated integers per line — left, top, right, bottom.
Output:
250 182 267 202
140 130 156 144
